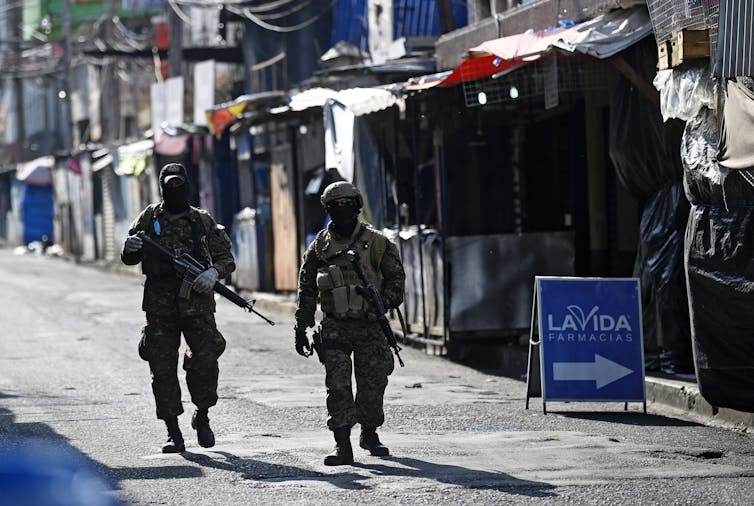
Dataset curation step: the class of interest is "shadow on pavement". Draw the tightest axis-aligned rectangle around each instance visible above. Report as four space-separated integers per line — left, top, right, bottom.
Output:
181 450 556 497
355 456 557 497
180 451 369 490
554 412 701 426
181 450 371 490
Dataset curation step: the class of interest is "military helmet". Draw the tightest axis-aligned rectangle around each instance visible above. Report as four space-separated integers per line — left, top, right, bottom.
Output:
320 181 363 208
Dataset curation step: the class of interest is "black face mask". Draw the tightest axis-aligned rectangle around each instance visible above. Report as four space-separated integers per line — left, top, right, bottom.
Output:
162 183 190 214
328 201 360 236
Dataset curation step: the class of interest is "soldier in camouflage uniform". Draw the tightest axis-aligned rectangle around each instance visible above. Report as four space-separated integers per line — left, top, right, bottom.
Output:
295 181 405 466
121 163 236 453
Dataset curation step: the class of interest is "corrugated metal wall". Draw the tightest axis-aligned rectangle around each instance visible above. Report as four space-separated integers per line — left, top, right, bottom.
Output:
332 0 468 50
716 0 754 78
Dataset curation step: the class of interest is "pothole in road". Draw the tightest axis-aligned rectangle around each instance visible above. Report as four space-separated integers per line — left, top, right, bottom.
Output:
649 449 724 460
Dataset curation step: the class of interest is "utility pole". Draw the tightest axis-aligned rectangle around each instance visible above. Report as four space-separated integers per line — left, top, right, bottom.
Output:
168 4 183 79
9 0 26 160
106 0 121 141
437 0 455 34
61 0 74 153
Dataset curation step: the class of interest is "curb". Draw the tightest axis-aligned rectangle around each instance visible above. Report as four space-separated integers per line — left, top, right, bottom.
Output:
645 376 753 431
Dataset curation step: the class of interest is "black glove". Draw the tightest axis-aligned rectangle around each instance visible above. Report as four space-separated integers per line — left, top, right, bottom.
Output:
295 327 311 357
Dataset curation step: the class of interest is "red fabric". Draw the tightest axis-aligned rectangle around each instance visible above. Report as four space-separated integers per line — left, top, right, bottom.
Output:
442 55 528 86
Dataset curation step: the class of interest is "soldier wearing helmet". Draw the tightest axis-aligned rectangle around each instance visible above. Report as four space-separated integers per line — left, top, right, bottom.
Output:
294 181 406 466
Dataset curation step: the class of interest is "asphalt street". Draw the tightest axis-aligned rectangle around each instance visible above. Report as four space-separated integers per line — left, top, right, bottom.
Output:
0 249 753 505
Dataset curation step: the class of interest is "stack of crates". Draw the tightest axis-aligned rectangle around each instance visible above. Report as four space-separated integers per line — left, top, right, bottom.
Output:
647 0 718 68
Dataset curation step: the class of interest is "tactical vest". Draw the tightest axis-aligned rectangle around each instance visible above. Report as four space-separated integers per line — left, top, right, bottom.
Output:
142 204 213 278
314 224 387 319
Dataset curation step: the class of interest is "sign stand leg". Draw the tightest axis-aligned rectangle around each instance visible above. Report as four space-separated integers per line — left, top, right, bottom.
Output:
525 287 541 410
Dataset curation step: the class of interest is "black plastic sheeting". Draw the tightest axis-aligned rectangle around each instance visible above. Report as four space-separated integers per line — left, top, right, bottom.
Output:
681 95 754 412
633 183 692 370
686 205 754 412
608 38 693 373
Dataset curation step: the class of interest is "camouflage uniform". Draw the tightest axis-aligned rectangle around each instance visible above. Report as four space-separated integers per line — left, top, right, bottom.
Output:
296 221 405 430
121 203 235 420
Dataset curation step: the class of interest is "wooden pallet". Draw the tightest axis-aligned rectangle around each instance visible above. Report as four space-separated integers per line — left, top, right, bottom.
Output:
658 29 710 69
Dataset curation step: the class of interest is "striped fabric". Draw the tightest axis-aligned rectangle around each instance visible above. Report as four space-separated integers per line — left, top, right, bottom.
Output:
716 0 754 78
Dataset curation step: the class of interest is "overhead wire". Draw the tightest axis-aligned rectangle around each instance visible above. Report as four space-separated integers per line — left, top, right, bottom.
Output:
254 0 314 21
226 0 337 33
168 0 196 25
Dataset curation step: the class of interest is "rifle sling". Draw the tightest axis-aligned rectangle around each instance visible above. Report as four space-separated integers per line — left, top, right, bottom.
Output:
396 307 409 344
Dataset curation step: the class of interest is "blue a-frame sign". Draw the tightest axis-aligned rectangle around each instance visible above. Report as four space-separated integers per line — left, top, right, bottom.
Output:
525 277 646 414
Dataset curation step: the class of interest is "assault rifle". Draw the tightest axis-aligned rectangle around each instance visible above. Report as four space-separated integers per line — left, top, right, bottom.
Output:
346 249 404 367
138 232 275 326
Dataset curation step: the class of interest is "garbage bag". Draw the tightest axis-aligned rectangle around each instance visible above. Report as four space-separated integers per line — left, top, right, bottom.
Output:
681 107 725 205
686 204 754 412
634 182 693 372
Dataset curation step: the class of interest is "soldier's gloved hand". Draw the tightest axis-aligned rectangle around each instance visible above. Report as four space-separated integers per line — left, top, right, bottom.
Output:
123 234 143 254
295 327 311 357
193 267 219 294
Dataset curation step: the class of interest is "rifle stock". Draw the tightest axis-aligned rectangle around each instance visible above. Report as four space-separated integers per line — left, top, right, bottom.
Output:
137 232 275 325
347 249 405 367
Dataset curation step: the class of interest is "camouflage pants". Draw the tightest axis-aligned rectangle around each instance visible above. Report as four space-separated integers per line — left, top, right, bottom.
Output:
321 317 395 430
139 312 226 420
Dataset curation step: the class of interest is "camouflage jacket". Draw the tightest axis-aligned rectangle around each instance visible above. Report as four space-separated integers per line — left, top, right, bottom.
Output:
121 203 236 316
295 221 405 329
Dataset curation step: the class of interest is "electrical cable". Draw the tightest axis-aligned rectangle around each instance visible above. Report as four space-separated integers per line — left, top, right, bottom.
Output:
255 0 314 21
168 0 196 25
226 0 336 33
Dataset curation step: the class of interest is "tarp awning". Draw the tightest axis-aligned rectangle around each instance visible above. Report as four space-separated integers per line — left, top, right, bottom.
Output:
473 6 652 62
206 92 286 138
116 139 153 176
405 6 652 91
269 88 339 116
552 7 653 59
16 156 54 186
288 88 338 111
329 87 405 117
470 26 574 61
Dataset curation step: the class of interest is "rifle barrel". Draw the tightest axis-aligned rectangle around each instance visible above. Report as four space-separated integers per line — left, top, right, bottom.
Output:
137 231 275 326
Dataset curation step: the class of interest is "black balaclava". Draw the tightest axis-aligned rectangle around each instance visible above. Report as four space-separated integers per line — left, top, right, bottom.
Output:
159 164 190 214
327 198 360 237
162 181 190 214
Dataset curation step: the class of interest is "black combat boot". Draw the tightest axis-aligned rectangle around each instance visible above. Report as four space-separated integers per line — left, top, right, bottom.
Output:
191 408 215 448
324 426 354 466
359 428 389 457
161 416 185 453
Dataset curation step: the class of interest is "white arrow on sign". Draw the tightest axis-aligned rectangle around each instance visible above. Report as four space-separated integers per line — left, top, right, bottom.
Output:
552 354 633 389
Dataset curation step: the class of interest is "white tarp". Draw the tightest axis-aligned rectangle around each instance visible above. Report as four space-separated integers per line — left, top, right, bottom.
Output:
16 156 54 186
287 87 338 112
330 87 405 117
553 6 653 60
324 102 355 182
323 87 404 181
